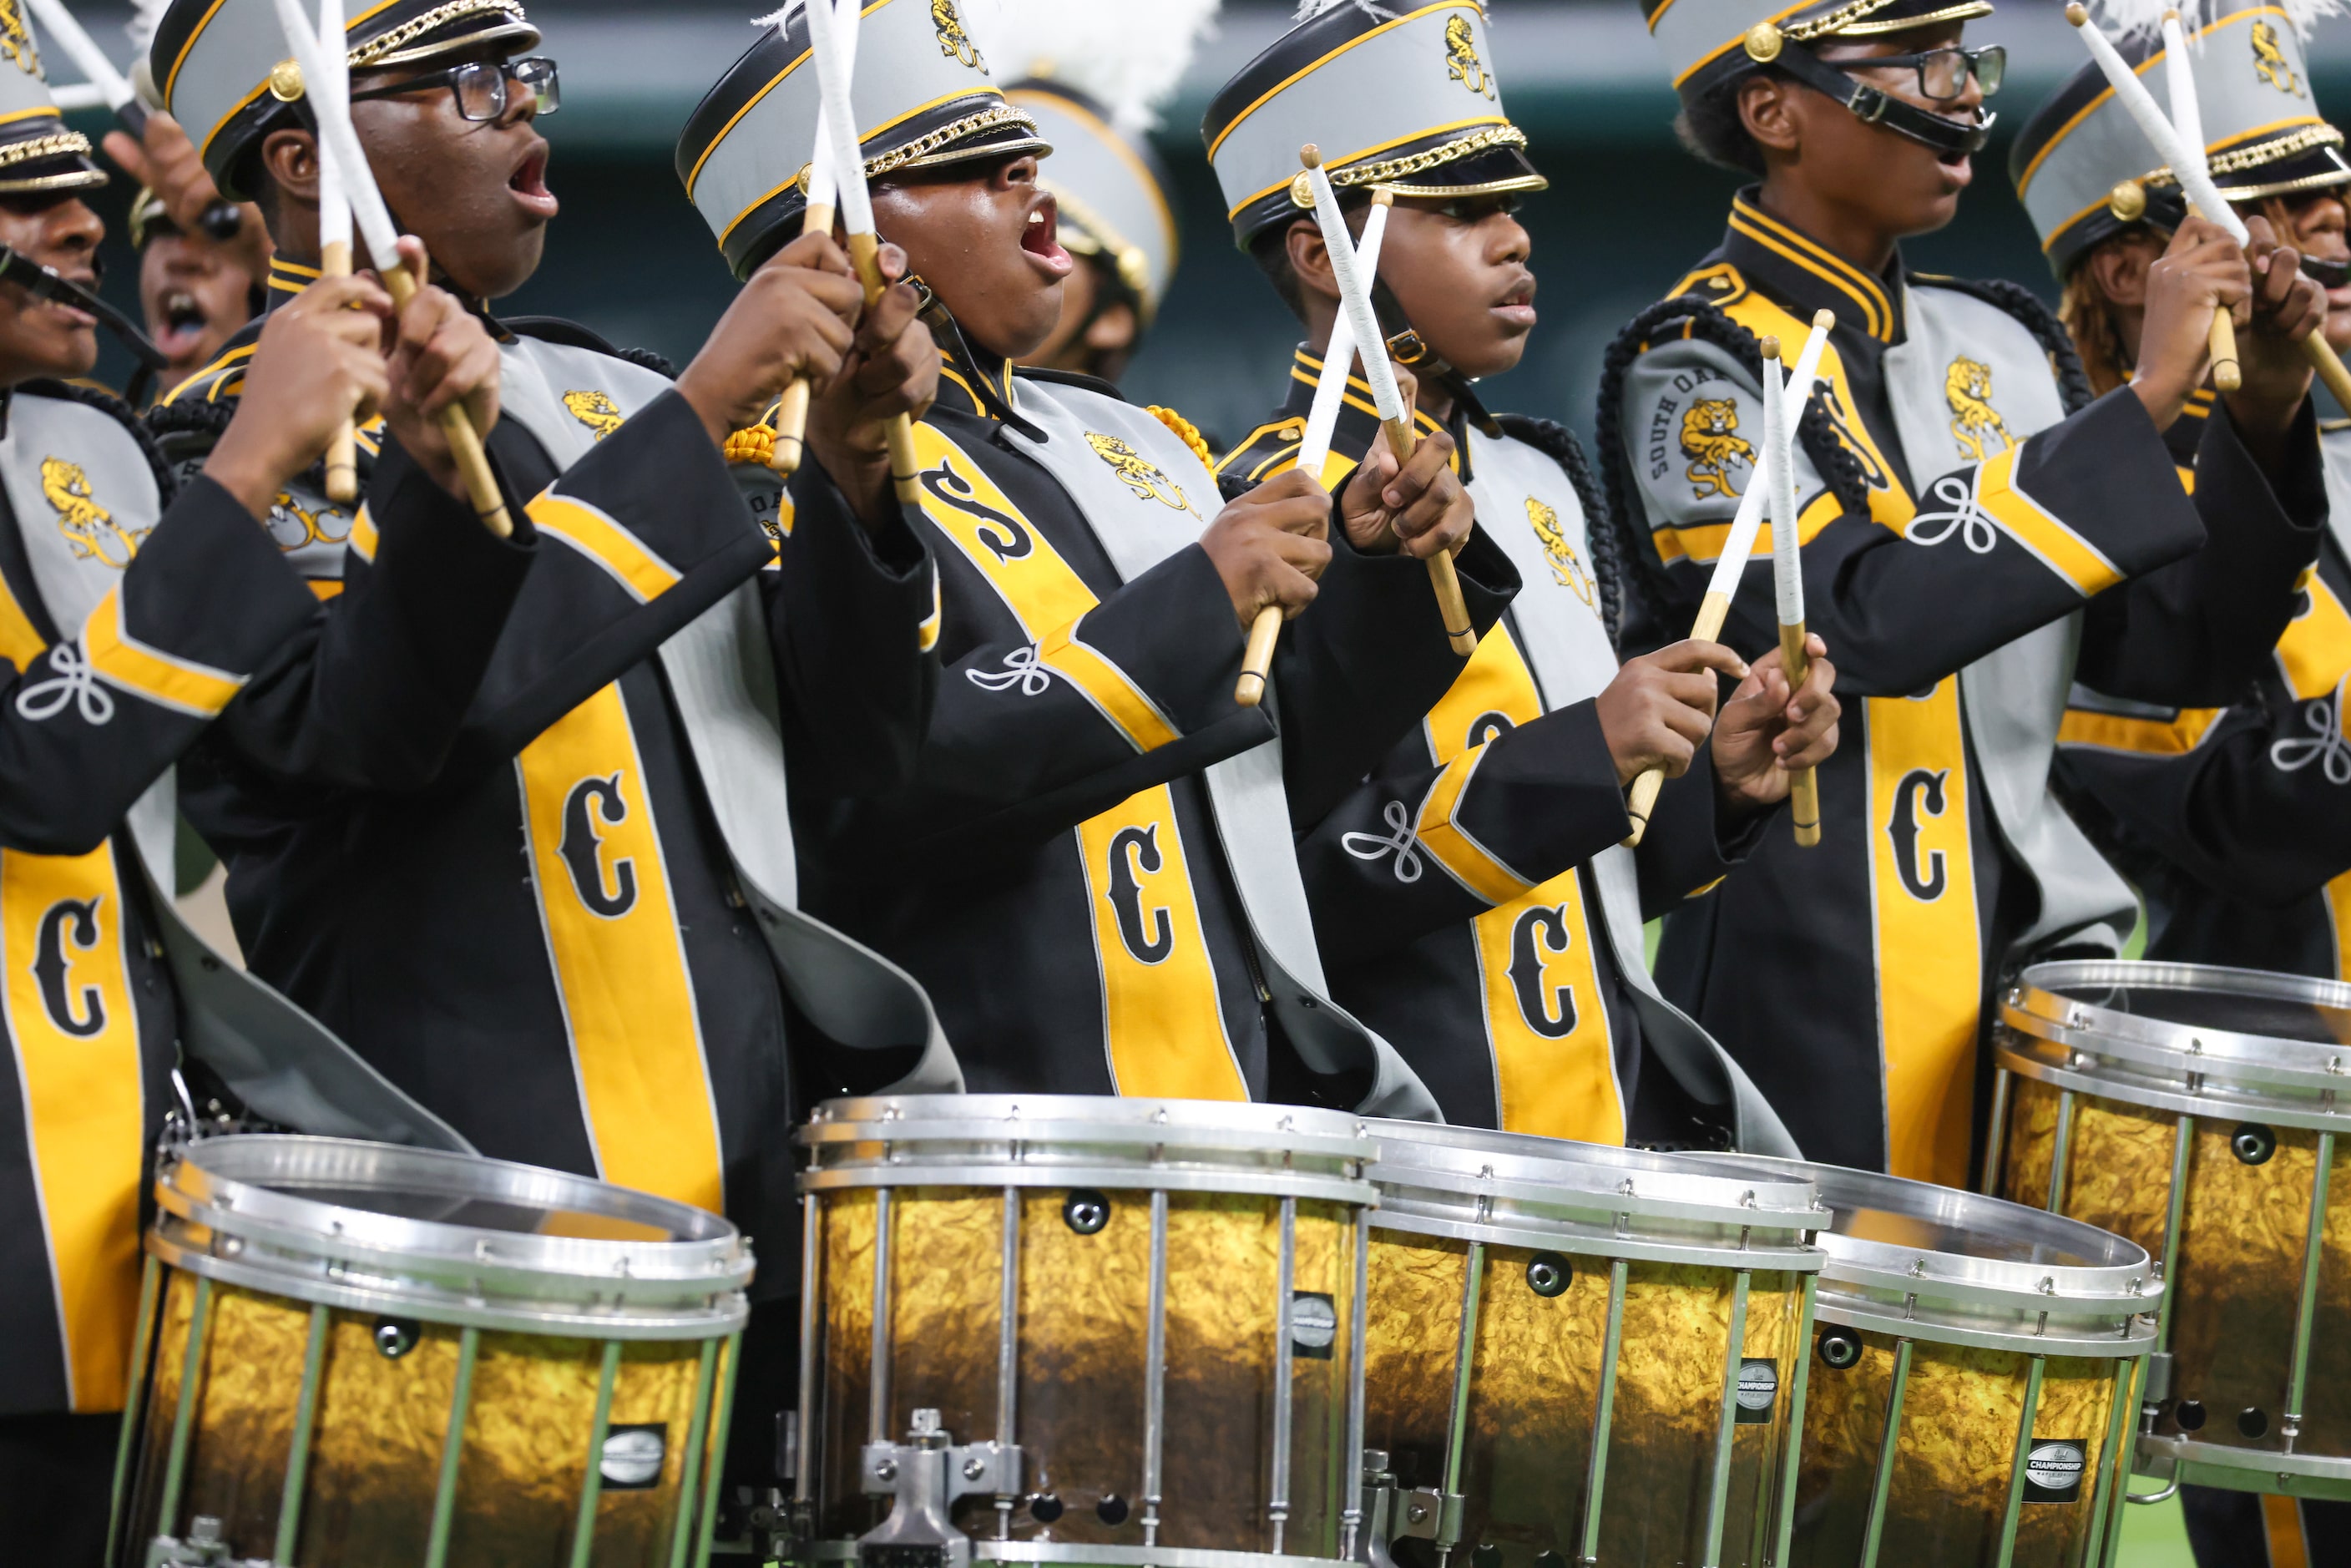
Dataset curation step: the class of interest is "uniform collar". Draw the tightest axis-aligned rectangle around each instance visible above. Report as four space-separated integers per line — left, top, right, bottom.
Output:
1720 190 1907 346
263 255 320 312
937 349 1017 422
1281 343 1460 473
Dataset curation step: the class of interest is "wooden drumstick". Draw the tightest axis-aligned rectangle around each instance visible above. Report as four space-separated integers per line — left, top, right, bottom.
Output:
1762 322 1821 847
1624 310 1834 846
2157 10 2242 394
1300 145 1476 656
806 0 922 508
1238 189 1395 707
316 0 356 504
766 6 857 478
267 0 511 537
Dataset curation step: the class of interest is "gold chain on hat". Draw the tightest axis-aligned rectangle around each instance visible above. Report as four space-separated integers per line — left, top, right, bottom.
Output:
0 131 94 170
346 0 528 68
864 104 1043 178
1326 124 1529 190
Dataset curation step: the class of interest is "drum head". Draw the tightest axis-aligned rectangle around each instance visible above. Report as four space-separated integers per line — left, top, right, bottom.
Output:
151 1136 753 1335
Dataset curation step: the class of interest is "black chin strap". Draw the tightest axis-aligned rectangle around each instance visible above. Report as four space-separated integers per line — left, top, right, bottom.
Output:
908 274 1048 443
1770 44 1995 157
0 246 167 405
1368 277 1502 458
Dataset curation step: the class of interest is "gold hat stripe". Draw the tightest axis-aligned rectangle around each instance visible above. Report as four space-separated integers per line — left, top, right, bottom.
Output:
1828 0 1992 34
1206 1 1461 163
1222 113 1509 220
1673 0 1814 89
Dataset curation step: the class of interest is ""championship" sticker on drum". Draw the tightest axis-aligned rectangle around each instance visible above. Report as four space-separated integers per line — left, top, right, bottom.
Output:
2022 1438 2086 1503
1735 1358 1779 1424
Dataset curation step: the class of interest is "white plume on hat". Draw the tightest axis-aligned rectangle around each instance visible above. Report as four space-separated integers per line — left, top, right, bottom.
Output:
1293 1 1402 19
963 0 1221 134
125 0 172 52
2081 0 2342 40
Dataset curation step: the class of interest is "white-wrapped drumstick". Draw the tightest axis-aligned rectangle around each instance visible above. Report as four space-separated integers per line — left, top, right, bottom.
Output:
802 0 922 508
1766 319 1821 847
763 0 853 477
2157 8 2240 390
266 0 513 536
316 0 358 503
1302 145 1477 658
1623 308 1832 845
1236 187 1391 706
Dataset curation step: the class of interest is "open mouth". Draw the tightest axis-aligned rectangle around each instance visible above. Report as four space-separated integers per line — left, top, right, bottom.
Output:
508 144 558 220
154 289 209 356
1020 196 1073 276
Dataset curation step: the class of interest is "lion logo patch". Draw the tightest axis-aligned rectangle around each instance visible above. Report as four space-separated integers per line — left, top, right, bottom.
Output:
1945 357 2013 463
264 491 352 554
1085 432 1191 512
1681 398 1754 500
0 1 39 75
2253 19 2305 97
933 0 985 69
1526 497 1595 608
563 390 624 442
1444 15 1495 100
43 459 146 567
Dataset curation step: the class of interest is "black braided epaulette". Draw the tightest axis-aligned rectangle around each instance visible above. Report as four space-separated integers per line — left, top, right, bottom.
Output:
1492 413 1625 650
1909 274 2094 415
1595 295 1874 615
23 379 179 505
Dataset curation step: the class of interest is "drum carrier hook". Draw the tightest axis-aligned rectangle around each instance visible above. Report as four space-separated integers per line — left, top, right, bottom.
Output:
856 1409 1023 1568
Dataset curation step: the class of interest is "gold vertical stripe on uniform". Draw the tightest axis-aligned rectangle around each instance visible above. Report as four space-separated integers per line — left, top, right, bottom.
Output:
2262 1492 2309 1568
1427 627 1624 1142
0 569 47 673
4 844 144 1411
1865 678 1981 1187
908 419 1243 1100
2276 572 2351 701
1076 786 1246 1101
2327 873 2351 984
517 684 724 1212
910 422 1097 640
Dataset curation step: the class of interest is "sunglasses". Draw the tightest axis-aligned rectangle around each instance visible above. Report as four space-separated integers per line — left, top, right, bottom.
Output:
1839 44 2005 103
347 55 559 124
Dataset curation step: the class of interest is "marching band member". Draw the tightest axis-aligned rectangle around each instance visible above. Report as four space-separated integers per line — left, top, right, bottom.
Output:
144 0 950 1499
680 0 1509 1121
2017 20 2351 1560
2028 19 2351 984
1600 0 2322 1185
0 20 473 1557
1206 2 1837 1150
101 109 270 395
977 0 1217 386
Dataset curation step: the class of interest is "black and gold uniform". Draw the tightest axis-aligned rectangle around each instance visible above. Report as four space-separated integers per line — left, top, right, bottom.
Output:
149 0 948 1302
1221 351 1779 1147
681 0 1519 1119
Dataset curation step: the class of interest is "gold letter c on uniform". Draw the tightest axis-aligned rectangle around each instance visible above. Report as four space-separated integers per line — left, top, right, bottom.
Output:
1888 767 1949 902
560 773 639 918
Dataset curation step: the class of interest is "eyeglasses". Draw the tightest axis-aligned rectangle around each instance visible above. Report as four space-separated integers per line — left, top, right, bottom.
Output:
1840 44 2005 103
347 55 559 123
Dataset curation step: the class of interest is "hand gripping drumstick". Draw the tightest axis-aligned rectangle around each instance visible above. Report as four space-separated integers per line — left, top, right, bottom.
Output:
2070 4 2351 409
766 0 859 478
1765 321 1822 847
1236 188 1393 707
805 0 923 510
24 0 244 240
2158 8 2240 392
266 0 513 537
1301 145 1477 658
315 0 357 503
1623 310 1833 846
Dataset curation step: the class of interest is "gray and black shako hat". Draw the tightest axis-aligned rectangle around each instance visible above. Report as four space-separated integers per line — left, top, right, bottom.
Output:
0 0 105 196
678 0 1051 281
1648 0 1997 155
2012 6 2348 276
1007 79 1178 320
1202 2 1546 251
150 0 540 201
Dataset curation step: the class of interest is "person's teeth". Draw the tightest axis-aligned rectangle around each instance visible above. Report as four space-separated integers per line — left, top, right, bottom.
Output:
1029 212 1044 225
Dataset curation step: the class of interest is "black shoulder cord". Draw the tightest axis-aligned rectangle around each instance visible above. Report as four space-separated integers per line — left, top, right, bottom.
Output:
1595 294 1874 621
908 276 1048 445
1493 412 1624 649
28 378 178 504
1911 274 2096 416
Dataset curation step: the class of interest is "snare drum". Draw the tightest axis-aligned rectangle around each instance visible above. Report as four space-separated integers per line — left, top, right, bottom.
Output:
110 1136 753 1568
1359 1122 1827 1568
1701 1156 2154 1568
793 1095 1377 1568
1991 959 2351 1504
